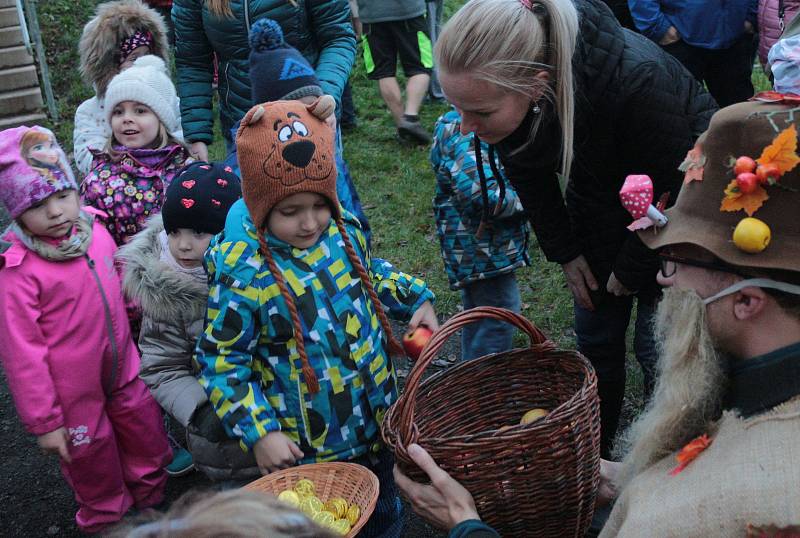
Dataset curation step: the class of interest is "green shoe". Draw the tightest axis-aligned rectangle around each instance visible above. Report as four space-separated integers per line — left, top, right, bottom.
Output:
165 446 195 477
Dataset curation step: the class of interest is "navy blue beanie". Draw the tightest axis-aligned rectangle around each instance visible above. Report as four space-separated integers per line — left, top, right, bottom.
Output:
162 162 242 235
249 18 323 104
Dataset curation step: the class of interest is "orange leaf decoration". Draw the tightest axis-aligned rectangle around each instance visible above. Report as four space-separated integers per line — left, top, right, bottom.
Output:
679 144 706 184
721 179 770 216
757 124 800 175
669 434 712 476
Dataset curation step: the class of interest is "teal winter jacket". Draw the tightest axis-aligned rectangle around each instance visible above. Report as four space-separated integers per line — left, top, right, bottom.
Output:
173 0 356 144
195 200 433 462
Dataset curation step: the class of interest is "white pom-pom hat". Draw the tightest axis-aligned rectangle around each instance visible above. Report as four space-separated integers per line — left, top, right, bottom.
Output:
103 55 182 139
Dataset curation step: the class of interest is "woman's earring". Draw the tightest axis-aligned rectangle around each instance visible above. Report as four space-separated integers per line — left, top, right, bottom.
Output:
532 102 541 114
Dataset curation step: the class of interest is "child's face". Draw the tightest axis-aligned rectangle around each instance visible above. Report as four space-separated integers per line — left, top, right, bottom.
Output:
28 138 59 165
267 192 332 249
111 101 161 149
119 45 151 70
167 228 213 268
18 190 80 239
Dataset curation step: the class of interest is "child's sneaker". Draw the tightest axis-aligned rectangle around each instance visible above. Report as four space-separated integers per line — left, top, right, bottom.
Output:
165 433 195 477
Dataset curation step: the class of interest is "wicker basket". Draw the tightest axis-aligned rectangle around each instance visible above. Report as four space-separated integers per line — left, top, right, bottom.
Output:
244 462 379 537
382 306 601 537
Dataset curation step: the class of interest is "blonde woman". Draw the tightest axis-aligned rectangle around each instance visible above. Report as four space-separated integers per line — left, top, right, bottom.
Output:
435 0 717 456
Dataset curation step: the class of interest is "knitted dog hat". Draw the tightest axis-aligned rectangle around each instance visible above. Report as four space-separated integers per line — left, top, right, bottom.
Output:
0 126 78 219
104 55 181 138
236 100 401 392
162 162 242 235
248 18 324 104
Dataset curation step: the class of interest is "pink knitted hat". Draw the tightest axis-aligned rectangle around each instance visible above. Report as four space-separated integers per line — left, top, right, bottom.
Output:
0 126 77 219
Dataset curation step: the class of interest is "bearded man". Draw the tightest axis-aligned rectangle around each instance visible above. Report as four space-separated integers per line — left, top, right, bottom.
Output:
393 101 800 537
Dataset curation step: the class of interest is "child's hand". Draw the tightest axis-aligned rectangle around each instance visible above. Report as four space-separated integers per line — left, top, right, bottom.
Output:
409 300 439 332
253 431 304 475
37 427 71 463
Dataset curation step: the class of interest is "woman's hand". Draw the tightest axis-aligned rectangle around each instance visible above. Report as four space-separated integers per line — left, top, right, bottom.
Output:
394 444 480 530
253 431 304 475
606 272 634 297
597 459 622 507
408 300 439 332
561 255 598 311
37 427 71 463
190 141 209 162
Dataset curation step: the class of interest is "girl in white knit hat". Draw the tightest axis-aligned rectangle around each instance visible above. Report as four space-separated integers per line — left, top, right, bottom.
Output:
80 55 191 246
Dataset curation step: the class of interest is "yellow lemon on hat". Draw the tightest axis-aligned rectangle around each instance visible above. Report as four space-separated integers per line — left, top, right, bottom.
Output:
277 489 301 507
346 503 361 526
294 478 316 497
331 518 352 535
733 217 771 254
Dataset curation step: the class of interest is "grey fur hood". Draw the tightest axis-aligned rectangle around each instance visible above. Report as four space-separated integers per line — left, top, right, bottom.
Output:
117 214 208 323
79 0 170 96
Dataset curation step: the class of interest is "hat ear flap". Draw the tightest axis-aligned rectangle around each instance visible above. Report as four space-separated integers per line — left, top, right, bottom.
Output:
307 95 336 121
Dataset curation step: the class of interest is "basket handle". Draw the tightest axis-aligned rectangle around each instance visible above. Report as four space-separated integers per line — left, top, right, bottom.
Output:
395 306 555 445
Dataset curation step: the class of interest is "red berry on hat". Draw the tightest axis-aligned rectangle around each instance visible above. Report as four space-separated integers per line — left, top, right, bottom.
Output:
736 172 758 194
733 156 756 175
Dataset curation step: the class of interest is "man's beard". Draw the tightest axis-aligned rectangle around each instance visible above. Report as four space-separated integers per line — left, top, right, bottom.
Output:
614 287 726 489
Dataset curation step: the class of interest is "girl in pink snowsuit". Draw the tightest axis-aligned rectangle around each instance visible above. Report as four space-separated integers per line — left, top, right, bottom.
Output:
0 126 170 534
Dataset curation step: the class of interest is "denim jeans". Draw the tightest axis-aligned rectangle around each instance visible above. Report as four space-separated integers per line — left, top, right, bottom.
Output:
351 449 404 538
574 294 657 458
460 272 522 361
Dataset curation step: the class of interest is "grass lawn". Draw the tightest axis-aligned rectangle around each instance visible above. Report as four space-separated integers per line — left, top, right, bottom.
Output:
30 0 775 414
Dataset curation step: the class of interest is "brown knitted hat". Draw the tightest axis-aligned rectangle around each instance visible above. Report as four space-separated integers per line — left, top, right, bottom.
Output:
236 100 338 230
640 101 800 275
236 100 402 393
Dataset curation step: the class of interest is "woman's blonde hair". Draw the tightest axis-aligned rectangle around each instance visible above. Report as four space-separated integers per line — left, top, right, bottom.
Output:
108 489 335 538
207 0 233 17
435 0 579 181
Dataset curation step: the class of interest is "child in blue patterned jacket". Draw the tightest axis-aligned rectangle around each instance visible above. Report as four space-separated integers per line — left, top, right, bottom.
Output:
432 109 530 360
195 100 437 538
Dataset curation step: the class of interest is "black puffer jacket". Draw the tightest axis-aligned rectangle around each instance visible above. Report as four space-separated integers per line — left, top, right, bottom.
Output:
495 0 717 297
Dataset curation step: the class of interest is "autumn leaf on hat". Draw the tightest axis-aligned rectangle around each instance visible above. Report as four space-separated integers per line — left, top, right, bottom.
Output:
721 179 769 216
757 124 800 175
679 143 706 184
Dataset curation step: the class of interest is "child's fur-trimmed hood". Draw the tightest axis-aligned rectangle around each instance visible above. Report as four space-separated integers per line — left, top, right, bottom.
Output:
79 0 170 96
117 214 208 323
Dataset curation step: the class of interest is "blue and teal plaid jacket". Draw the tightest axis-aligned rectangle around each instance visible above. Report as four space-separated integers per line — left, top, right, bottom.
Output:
432 110 530 290
195 199 433 462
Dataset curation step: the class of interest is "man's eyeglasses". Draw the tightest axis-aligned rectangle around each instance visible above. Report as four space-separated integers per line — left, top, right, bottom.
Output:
659 253 744 278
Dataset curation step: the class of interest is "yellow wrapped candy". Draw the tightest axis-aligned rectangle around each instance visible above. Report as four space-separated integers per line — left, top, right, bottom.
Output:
277 490 300 507
299 495 323 517
346 503 360 526
294 478 316 497
312 510 336 528
324 497 348 519
330 518 351 536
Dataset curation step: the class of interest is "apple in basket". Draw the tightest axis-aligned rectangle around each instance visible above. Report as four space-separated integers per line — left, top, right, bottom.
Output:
520 408 549 425
402 326 433 361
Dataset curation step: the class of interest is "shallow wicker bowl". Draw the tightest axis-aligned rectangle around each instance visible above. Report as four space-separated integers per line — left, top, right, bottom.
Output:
244 462 379 537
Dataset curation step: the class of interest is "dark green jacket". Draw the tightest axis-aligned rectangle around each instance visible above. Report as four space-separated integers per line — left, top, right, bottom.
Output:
173 0 356 144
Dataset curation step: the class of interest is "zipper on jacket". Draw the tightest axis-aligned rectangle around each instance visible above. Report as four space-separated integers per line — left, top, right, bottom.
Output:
243 1 251 32
85 255 119 395
297 376 311 447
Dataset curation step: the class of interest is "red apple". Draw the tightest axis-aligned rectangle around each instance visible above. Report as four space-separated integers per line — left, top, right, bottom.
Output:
755 163 781 185
733 156 757 175
736 172 758 194
402 327 433 361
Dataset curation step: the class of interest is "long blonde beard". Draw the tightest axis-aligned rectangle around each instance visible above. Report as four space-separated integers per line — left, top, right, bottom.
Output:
615 288 725 489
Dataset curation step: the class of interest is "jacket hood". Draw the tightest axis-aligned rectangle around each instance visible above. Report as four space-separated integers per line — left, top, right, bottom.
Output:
79 0 170 96
117 214 208 322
